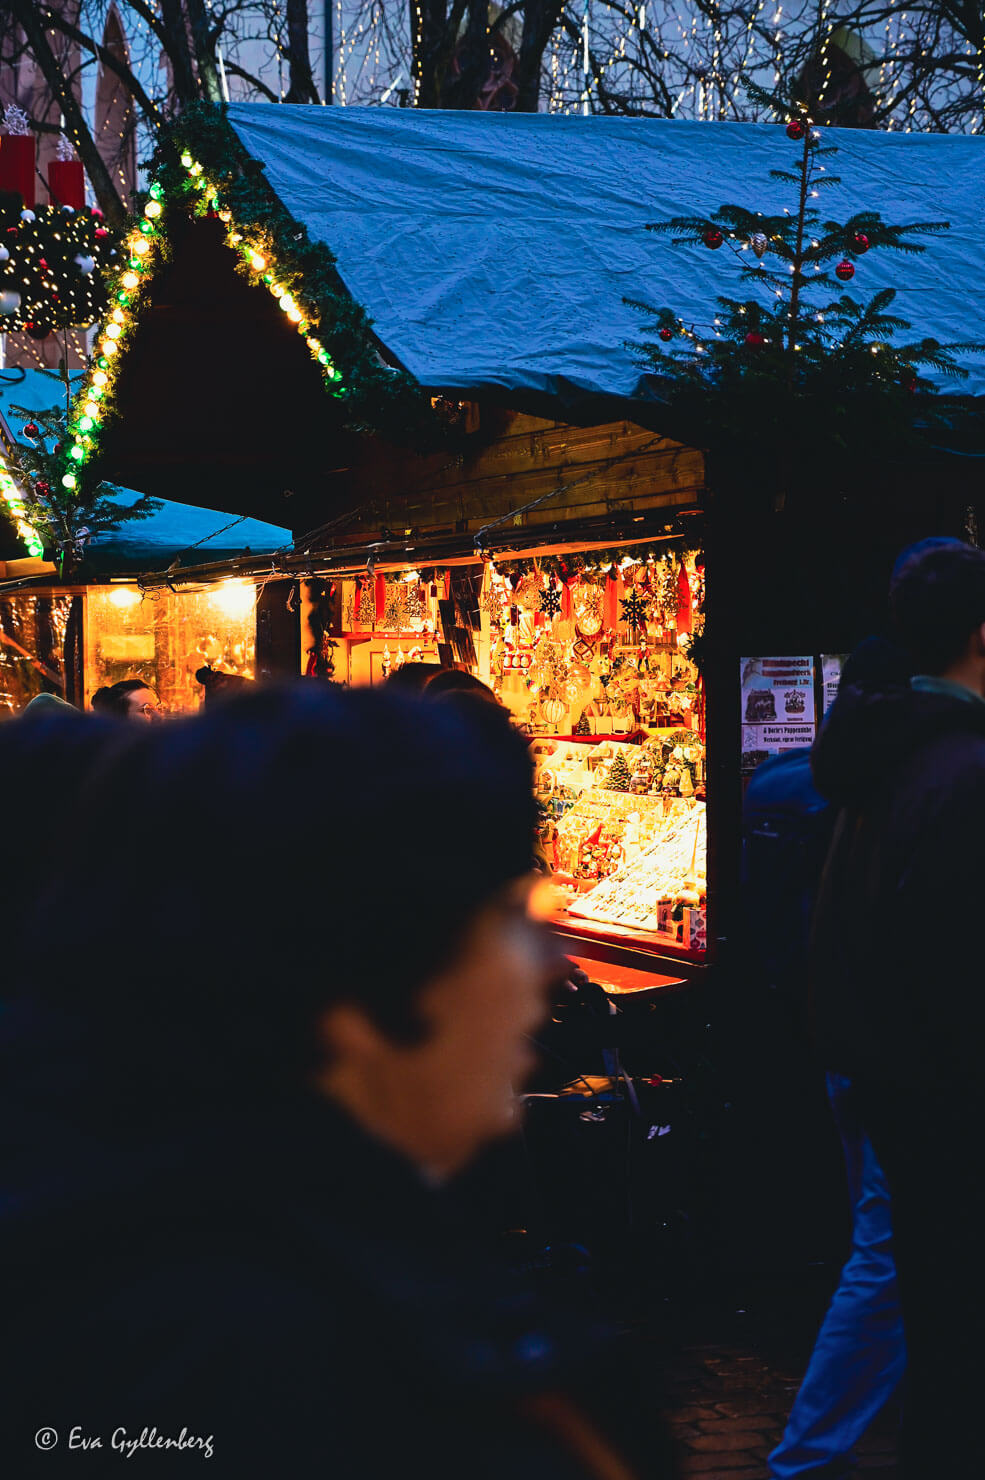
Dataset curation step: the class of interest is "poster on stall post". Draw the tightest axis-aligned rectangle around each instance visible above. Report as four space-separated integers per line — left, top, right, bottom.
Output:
821 654 846 717
740 656 816 774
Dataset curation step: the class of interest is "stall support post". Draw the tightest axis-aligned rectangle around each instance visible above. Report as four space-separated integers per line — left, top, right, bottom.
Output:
256 578 301 682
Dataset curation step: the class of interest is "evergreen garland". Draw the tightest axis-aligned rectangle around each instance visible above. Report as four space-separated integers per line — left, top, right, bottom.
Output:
151 104 445 448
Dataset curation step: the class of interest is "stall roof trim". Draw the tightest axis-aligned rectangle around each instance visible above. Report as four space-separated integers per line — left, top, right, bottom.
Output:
226 104 985 402
0 371 290 569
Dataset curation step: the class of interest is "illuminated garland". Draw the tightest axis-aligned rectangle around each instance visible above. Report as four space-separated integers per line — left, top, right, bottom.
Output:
0 443 44 558
54 105 443 505
173 150 346 397
50 202 162 504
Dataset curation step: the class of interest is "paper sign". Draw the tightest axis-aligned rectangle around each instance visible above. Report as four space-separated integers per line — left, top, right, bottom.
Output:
740 655 816 773
821 654 845 716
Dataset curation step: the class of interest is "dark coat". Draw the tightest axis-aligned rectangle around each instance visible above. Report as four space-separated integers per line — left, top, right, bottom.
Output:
0 1002 670 1480
810 679 985 1092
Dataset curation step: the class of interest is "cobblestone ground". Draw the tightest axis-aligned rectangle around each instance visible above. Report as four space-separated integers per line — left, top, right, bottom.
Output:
663 1342 899 1478
653 1286 900 1480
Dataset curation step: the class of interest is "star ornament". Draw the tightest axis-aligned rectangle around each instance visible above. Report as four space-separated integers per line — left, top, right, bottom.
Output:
538 585 562 618
620 590 650 630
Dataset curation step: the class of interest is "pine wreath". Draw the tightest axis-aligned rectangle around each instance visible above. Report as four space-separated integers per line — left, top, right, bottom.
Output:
620 590 650 630
539 585 562 618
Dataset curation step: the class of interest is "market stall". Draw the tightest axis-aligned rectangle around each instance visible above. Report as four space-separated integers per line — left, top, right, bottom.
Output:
0 371 292 713
6 105 983 986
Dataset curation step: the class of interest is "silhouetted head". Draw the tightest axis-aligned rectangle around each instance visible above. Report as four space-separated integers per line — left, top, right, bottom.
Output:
91 678 162 722
890 539 985 675
29 684 558 1170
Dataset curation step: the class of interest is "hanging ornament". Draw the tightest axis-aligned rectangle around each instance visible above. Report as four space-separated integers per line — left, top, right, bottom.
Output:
620 590 650 631
382 584 402 630
659 327 673 342
356 579 375 626
0 246 9 263
0 290 21 315
786 119 805 140
750 232 768 259
835 259 855 281
538 584 562 619
515 573 542 612
35 481 51 496
572 637 594 664
22 423 40 439
744 331 766 348
405 584 426 621
658 560 680 615
573 581 603 639
73 254 95 275
853 232 870 253
702 228 724 250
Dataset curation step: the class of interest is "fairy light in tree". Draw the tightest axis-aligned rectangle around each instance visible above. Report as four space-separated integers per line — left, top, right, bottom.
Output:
0 448 45 559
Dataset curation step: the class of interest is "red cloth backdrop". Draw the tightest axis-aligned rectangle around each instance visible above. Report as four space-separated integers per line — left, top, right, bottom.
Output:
604 574 620 631
676 565 692 634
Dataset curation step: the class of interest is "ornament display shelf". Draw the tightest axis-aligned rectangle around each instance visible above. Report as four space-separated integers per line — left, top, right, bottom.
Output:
553 916 707 969
541 730 648 745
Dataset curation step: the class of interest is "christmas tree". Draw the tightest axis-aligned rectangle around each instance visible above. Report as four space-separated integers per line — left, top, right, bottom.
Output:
627 92 985 512
9 366 160 571
607 750 631 792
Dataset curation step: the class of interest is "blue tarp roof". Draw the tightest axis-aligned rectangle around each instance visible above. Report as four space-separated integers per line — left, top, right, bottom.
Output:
227 105 985 404
0 370 290 567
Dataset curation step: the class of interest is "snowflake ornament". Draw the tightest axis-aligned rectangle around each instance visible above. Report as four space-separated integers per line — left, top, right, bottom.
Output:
538 584 562 619
620 590 650 630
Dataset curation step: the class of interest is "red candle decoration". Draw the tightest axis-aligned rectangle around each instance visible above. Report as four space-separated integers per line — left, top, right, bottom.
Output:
0 133 35 206
47 160 85 211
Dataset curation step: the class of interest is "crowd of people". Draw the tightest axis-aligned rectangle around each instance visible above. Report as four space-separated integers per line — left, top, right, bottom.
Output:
1 539 983 1476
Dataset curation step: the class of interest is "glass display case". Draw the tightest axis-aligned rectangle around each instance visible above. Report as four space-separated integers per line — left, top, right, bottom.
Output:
85 580 258 713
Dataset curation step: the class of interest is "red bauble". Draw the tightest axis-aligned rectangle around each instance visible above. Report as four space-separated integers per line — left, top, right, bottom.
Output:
786 120 805 140
744 332 766 347
35 481 51 496
853 232 870 253
659 328 673 342
38 258 48 271
90 208 103 220
702 228 724 250
95 227 109 239
835 259 855 281
23 422 40 438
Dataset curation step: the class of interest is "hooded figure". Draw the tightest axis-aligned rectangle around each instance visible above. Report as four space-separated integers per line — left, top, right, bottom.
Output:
809 539 985 1479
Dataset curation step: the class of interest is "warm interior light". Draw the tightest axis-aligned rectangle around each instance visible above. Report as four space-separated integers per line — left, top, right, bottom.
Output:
210 580 257 620
108 586 141 609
